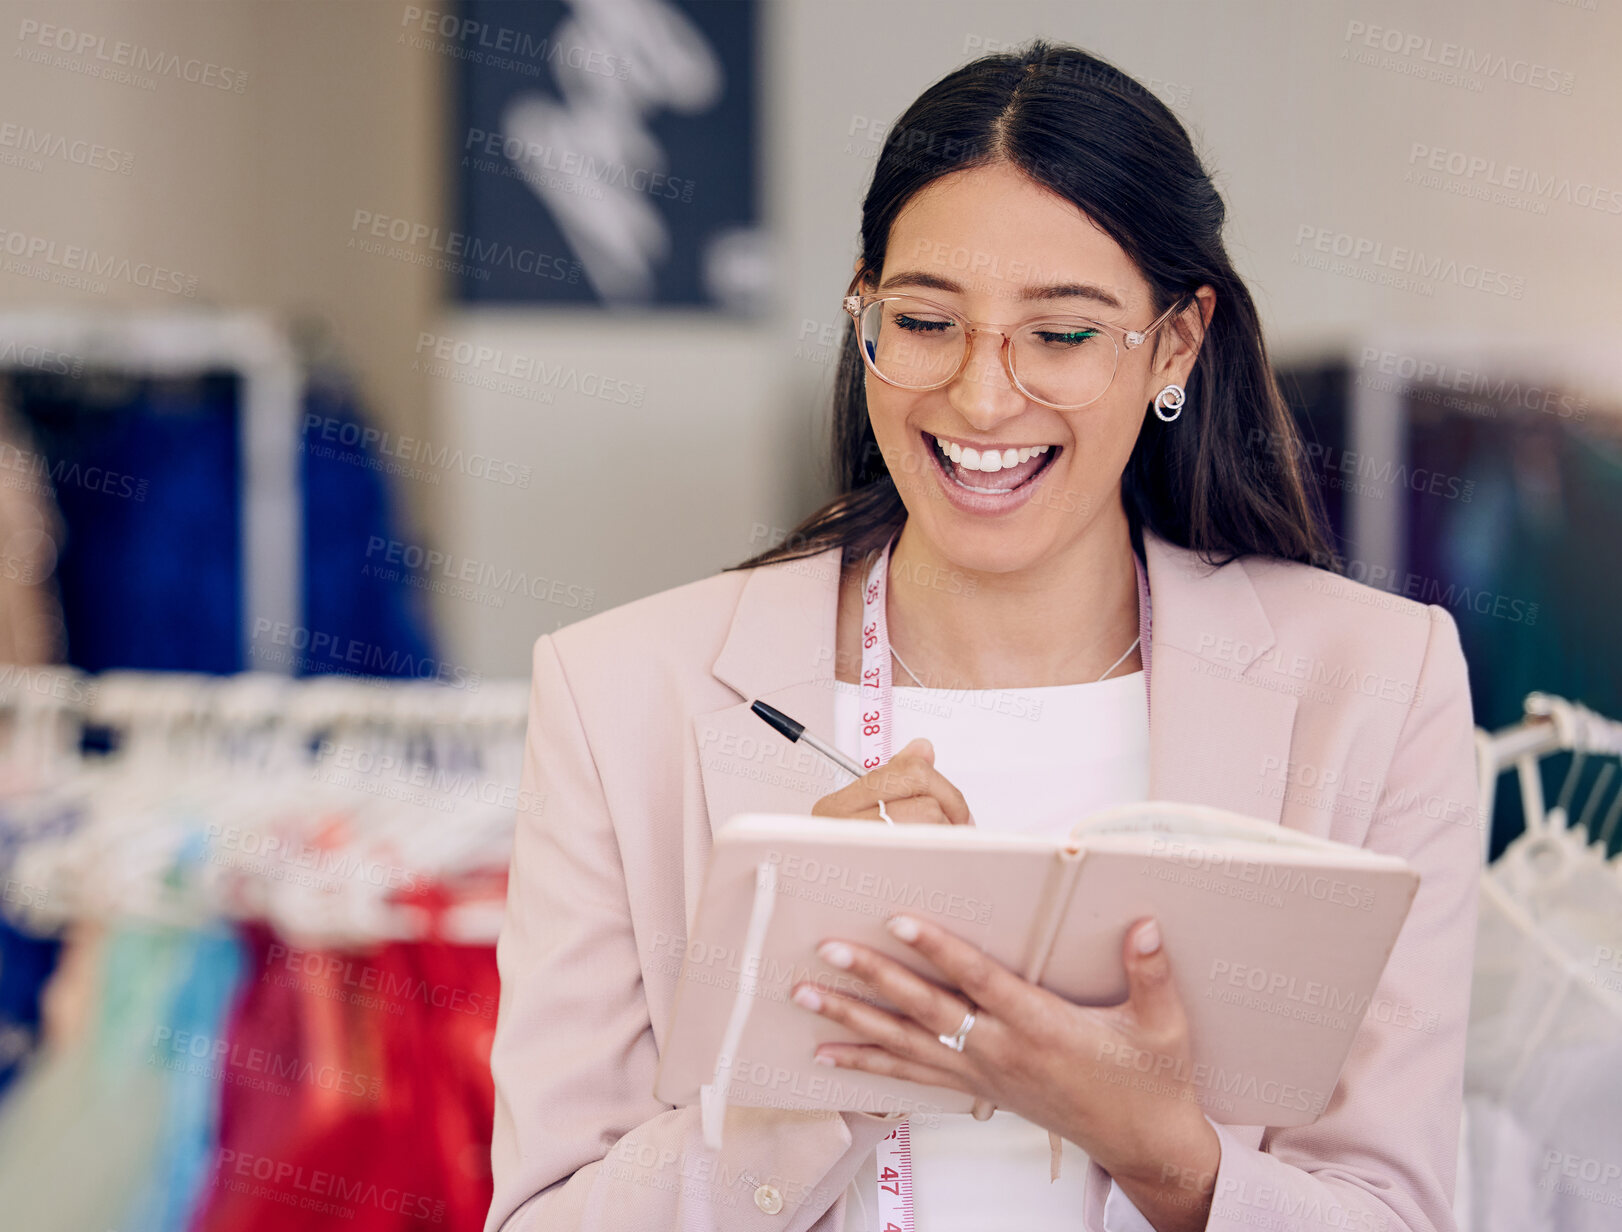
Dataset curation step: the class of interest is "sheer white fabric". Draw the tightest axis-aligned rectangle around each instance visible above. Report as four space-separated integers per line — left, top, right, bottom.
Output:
1459 858 1622 1231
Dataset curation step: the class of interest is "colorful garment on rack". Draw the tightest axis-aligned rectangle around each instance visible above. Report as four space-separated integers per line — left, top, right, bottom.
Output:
1407 419 1622 858
0 795 87 1099
124 927 246 1232
192 921 498 1232
0 923 234 1232
8 370 244 673
0 919 58 1097
298 372 437 682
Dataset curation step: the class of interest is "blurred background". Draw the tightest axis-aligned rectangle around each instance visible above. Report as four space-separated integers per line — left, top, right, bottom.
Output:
0 1 1617 1229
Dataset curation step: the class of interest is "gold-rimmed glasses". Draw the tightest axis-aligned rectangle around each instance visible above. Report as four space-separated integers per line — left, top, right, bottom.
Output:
842 273 1191 410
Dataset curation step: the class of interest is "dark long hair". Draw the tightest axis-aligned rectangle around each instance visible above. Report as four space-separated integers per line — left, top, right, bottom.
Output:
728 39 1336 577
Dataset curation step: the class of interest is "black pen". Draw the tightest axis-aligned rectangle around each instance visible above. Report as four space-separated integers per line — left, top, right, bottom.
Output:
751 701 977 830
750 700 869 781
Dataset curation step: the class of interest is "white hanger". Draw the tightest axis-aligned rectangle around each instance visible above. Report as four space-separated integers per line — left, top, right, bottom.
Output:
1480 694 1622 971
0 666 529 947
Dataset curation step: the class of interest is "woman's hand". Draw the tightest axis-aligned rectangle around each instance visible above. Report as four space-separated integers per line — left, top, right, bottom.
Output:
789 913 1220 1226
811 737 973 826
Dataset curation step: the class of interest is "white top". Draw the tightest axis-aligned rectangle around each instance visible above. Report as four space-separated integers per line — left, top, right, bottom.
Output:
831 673 1158 1232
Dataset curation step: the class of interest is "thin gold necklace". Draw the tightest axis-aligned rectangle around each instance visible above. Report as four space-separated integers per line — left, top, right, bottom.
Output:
889 633 1141 689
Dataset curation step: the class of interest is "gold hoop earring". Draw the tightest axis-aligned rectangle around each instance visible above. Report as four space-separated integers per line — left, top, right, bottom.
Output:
1153 384 1185 423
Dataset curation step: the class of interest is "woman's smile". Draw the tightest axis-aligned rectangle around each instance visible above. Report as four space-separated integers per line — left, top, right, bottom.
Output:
920 428 1063 515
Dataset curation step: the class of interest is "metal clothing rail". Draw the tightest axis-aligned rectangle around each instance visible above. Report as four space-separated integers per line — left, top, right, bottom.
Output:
0 664 531 732
0 665 531 945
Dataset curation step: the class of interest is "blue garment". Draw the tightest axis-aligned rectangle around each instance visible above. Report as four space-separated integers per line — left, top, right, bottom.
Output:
2 367 437 677
9 370 241 673
0 797 82 1099
0 921 57 1098
298 372 437 680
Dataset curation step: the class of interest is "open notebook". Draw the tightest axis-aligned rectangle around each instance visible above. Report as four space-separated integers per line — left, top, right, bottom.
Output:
653 802 1419 1148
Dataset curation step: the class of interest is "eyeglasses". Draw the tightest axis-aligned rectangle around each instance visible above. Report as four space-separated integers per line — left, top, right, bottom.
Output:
842 273 1191 410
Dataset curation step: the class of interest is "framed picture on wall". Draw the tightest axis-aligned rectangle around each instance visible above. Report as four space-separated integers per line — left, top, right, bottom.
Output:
453 0 764 311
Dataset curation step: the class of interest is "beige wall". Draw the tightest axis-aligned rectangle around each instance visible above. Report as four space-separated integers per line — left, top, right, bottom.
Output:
0 0 445 527
1 0 1618 678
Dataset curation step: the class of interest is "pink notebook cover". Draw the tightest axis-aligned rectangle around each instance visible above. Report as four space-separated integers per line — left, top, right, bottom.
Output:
653 801 1418 1134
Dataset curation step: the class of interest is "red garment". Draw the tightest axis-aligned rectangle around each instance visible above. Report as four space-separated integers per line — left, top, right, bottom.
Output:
192 907 499 1232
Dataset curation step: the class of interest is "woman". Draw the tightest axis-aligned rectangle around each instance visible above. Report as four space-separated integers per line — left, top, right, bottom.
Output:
484 40 1480 1232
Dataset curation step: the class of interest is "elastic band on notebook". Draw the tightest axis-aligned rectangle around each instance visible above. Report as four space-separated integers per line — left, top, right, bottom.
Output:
700 858 779 1151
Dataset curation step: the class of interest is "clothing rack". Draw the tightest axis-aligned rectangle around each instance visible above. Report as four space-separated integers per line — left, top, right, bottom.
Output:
0 666 531 947
0 664 526 1232
0 663 529 734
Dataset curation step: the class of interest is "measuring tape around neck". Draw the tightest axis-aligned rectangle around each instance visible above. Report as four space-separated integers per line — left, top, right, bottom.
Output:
856 530 1152 1230
858 538 908 1230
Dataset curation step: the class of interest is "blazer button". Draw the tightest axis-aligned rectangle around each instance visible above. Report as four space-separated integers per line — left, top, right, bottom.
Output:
753 1183 784 1215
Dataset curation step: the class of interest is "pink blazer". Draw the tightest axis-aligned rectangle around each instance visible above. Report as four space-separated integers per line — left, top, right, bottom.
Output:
485 527 1481 1232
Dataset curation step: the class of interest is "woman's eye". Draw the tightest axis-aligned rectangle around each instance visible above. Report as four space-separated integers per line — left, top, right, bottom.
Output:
894 314 955 333
1032 327 1101 346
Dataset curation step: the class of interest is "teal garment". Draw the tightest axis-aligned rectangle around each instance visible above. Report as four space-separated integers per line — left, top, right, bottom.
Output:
119 926 245 1232
1474 429 1621 724
0 926 177 1232
1485 431 1622 860
1418 426 1622 858
0 920 245 1232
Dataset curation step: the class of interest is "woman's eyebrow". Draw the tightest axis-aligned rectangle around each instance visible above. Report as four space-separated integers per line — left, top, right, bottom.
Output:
876 269 1124 312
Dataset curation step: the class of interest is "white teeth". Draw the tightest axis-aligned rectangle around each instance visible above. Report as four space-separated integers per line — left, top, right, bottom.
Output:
931 435 1056 473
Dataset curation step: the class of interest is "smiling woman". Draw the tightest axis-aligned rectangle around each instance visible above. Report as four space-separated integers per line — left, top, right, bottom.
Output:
835 170 1199 532
734 45 1331 590
486 36 1482 1232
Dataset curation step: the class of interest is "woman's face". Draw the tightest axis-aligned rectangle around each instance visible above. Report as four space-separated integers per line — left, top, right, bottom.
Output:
862 159 1207 575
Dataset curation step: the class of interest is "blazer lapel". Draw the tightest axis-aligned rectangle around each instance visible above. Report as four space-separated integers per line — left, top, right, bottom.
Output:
1141 530 1296 824
690 547 848 914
